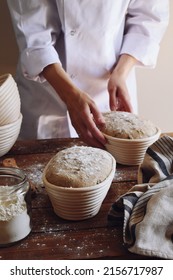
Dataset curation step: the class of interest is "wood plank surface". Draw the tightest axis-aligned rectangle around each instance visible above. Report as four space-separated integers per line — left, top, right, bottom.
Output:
0 137 163 260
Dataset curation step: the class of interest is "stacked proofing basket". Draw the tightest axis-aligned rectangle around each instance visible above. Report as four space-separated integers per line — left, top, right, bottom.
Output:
0 74 22 157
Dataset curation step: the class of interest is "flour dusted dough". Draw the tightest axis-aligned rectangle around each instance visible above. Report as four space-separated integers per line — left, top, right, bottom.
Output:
101 111 157 139
45 146 113 188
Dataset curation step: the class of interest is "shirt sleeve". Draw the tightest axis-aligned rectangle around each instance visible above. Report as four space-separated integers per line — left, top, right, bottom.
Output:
7 0 61 81
120 0 169 67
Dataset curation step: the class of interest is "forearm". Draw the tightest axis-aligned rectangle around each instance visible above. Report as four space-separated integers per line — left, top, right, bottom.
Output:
42 63 79 105
112 54 138 79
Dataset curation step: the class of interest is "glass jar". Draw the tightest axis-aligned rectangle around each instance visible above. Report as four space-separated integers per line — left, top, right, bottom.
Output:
0 167 32 247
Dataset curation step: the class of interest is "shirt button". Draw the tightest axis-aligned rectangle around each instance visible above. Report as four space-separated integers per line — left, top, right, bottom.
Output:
70 30 76 36
70 74 76 79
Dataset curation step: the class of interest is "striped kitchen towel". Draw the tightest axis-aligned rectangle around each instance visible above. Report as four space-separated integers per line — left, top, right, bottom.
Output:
108 135 173 259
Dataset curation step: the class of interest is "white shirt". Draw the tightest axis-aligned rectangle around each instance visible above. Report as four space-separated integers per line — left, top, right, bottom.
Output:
7 0 169 139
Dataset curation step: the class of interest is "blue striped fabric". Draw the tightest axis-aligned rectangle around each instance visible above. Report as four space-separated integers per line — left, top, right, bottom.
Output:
108 135 173 259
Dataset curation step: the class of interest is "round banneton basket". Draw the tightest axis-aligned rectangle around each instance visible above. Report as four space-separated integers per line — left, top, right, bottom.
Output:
0 113 23 157
43 152 116 221
0 73 21 126
103 127 161 165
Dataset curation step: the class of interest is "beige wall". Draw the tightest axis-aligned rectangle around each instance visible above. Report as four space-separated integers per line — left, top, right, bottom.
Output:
137 1 173 133
1 1 173 133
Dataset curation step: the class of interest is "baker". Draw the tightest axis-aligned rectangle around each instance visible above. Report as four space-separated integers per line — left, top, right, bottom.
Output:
7 0 169 148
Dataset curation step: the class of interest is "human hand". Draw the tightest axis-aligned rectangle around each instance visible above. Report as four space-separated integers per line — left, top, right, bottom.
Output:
108 69 133 112
42 63 106 148
66 90 106 148
108 54 137 112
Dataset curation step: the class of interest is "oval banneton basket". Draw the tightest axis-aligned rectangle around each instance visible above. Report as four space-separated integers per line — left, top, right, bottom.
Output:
103 127 161 165
43 152 116 221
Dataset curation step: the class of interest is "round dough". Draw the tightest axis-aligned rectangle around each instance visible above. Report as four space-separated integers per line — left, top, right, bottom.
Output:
101 111 157 139
45 146 113 188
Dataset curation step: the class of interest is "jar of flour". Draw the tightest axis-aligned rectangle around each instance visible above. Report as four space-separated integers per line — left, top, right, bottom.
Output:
0 167 32 246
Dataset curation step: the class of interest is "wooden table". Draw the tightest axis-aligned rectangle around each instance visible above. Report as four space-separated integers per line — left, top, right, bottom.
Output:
0 136 169 260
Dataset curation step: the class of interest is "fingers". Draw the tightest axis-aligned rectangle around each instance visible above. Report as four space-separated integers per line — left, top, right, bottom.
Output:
108 83 133 113
116 92 133 112
109 84 118 111
67 89 107 148
76 125 106 149
76 110 106 148
78 129 106 149
70 101 106 148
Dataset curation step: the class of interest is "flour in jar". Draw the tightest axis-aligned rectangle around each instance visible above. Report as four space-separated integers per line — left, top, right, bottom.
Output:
0 186 31 246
